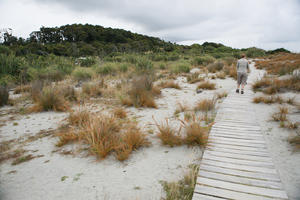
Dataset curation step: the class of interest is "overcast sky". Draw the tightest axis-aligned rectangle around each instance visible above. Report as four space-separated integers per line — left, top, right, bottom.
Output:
1 0 300 52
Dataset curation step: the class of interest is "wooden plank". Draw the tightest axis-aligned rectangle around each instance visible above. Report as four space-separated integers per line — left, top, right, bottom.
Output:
198 170 283 190
207 143 269 153
196 177 288 199
210 130 263 138
206 146 270 157
214 123 261 129
212 125 261 131
201 159 277 174
211 127 261 133
208 139 267 149
200 164 281 182
194 184 276 200
203 154 274 168
209 135 266 144
192 193 226 200
204 150 273 162
210 132 264 141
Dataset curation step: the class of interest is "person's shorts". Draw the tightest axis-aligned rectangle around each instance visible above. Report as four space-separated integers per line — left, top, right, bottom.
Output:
237 72 247 85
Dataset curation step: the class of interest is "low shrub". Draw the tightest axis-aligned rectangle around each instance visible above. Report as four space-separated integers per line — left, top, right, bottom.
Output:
171 64 190 74
135 58 153 72
72 67 93 81
96 63 117 75
192 56 215 66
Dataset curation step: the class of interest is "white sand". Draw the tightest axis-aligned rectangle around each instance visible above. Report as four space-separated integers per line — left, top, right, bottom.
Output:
2 64 299 200
250 65 300 200
0 73 236 200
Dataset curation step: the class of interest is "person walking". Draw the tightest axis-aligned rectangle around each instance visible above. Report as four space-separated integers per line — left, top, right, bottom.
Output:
236 54 249 94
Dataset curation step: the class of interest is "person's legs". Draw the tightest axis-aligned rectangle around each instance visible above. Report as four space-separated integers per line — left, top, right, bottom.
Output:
240 73 247 94
236 72 241 93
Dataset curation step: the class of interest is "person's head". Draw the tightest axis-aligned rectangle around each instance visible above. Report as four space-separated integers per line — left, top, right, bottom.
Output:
241 54 246 58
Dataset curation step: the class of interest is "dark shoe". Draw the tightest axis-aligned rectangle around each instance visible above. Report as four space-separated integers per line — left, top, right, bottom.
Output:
241 90 244 94
236 89 239 93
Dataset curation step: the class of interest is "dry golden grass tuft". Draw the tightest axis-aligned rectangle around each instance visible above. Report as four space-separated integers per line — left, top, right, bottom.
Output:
253 95 283 104
289 135 300 149
187 73 204 84
183 121 209 146
253 77 300 94
56 131 79 147
174 102 190 115
82 82 102 97
121 75 159 108
158 80 181 89
68 109 91 127
197 81 216 90
216 91 228 99
161 164 199 200
271 106 288 122
31 86 69 112
154 119 183 147
113 107 127 119
223 65 237 80
256 53 300 75
194 98 216 112
57 111 150 161
216 71 226 79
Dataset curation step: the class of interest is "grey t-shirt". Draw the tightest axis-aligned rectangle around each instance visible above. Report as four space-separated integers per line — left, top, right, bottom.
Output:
237 58 249 73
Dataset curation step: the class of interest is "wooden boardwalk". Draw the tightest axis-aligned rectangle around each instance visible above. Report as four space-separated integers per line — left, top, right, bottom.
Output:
192 89 289 200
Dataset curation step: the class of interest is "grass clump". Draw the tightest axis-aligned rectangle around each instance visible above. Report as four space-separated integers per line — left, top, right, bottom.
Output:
72 67 93 81
154 119 183 147
197 81 216 90
194 98 216 112
57 112 150 161
161 164 199 200
207 61 224 73
187 73 204 84
31 86 68 112
82 82 102 97
95 63 117 75
121 75 159 108
271 106 288 122
182 119 209 146
171 64 190 74
113 107 127 119
159 80 181 89
253 95 283 104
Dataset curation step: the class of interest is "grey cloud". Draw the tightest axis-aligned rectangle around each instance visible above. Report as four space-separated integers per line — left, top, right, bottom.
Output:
2 0 300 51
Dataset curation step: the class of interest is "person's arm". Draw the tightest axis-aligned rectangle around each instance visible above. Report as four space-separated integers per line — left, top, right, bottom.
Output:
247 61 250 73
236 61 239 70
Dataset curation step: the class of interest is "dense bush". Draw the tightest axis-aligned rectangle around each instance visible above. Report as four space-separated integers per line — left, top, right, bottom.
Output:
192 56 215 66
96 63 117 75
135 58 153 72
171 64 190 74
79 57 97 67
